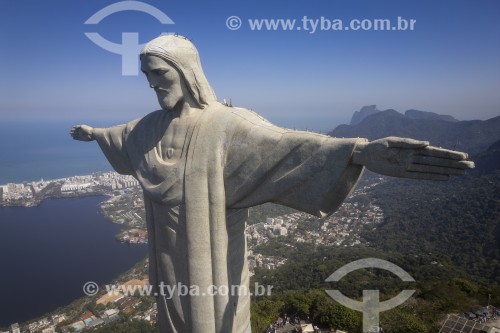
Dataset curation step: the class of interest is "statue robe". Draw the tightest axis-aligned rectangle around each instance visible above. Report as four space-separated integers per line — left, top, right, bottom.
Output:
93 105 364 333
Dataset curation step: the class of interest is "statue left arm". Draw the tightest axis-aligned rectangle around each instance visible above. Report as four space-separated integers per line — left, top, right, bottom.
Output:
222 111 365 216
351 137 474 180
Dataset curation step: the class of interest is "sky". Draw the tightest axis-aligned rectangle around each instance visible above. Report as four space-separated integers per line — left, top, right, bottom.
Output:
1 0 499 131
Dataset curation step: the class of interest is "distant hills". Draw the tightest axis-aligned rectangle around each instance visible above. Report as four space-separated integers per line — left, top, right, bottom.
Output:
363 169 500 283
472 139 500 174
405 109 458 122
329 105 500 283
350 105 380 125
332 106 500 155
349 105 459 125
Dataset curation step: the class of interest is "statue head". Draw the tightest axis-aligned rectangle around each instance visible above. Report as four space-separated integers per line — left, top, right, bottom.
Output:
140 34 217 110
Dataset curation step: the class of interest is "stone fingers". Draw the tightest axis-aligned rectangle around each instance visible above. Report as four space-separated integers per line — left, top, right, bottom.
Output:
70 126 81 136
418 146 468 160
406 163 467 176
412 155 475 169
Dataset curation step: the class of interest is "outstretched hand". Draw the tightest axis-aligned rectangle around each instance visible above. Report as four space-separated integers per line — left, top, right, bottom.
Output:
70 125 95 142
352 137 475 181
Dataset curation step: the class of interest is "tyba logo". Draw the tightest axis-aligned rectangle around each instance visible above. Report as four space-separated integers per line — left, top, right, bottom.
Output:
325 258 415 332
84 1 174 76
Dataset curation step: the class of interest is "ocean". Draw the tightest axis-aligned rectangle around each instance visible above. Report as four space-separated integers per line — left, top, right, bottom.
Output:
0 121 114 185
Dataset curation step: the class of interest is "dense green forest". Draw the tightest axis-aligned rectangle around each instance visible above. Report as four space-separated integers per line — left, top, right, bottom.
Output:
248 169 499 332
249 243 499 332
364 171 500 283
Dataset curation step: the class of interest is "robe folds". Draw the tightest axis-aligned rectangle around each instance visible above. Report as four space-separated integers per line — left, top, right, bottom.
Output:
93 105 365 333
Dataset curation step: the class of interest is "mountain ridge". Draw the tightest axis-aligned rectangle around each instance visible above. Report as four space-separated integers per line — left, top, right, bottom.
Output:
349 105 459 125
331 109 500 155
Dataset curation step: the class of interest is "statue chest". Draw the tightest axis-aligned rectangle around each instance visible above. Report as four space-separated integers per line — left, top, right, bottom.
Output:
156 117 191 162
138 111 201 205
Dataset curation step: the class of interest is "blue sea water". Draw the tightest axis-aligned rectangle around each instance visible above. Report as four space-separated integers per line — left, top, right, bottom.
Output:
0 121 113 185
0 196 148 328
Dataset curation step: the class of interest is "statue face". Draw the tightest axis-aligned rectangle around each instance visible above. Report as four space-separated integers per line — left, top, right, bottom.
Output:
141 55 186 111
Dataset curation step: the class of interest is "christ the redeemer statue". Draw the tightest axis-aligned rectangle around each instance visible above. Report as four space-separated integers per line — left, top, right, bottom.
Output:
70 34 473 333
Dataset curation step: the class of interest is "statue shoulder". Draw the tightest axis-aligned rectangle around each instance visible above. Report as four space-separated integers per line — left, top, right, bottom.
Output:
204 105 274 128
123 109 164 133
230 107 272 124
202 105 287 142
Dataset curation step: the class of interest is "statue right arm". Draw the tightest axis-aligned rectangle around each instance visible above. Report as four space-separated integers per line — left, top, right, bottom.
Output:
70 123 135 176
70 124 95 142
93 124 135 176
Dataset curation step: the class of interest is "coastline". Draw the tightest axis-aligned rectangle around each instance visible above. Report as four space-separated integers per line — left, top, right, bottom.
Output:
0 171 147 243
